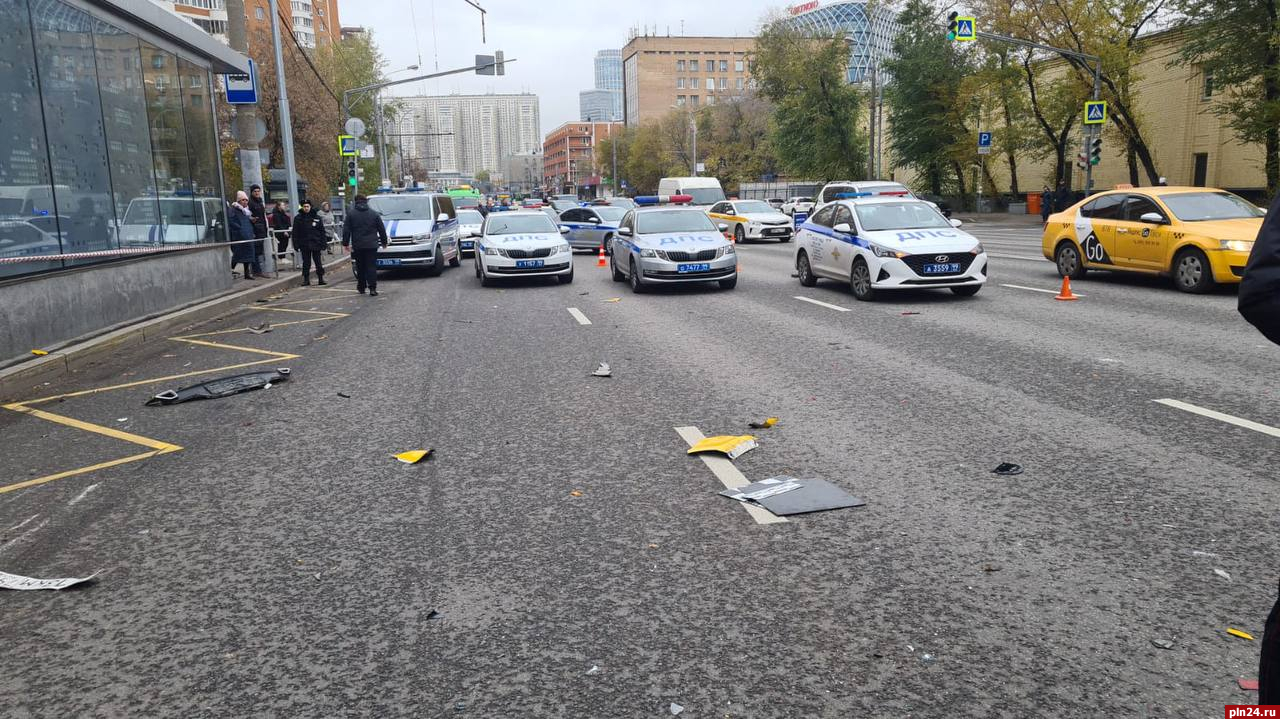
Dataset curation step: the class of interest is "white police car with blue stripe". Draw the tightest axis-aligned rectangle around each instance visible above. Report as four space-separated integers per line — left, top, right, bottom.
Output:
608 195 737 292
795 196 986 301
560 205 628 252
474 210 573 286
366 191 460 276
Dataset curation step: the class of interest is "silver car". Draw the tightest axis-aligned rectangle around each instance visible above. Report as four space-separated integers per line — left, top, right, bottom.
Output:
560 205 627 252
607 207 737 293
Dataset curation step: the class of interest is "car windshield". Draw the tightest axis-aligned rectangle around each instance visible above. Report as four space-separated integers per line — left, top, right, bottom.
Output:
636 209 717 234
366 196 433 217
457 210 483 224
595 207 627 223
486 214 557 235
550 200 578 212
734 201 774 214
1160 192 1264 222
685 187 726 205
608 198 636 209
451 196 481 210
793 197 812 203
854 202 951 231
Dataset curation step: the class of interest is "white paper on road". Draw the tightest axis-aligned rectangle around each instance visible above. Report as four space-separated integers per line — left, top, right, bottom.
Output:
722 479 804 502
0 570 99 591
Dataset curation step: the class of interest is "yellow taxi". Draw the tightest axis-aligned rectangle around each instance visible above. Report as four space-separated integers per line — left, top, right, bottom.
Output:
1042 186 1264 293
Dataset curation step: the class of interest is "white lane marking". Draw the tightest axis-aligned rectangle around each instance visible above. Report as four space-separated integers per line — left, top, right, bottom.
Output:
793 296 852 312
1000 283 1086 297
674 426 787 525
1154 399 1280 439
7 515 38 532
567 307 592 326
68 483 100 507
0 518 49 555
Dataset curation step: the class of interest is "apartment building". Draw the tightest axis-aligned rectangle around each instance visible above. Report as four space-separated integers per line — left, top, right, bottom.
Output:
393 94 542 180
621 34 756 126
542 121 621 195
153 0 341 48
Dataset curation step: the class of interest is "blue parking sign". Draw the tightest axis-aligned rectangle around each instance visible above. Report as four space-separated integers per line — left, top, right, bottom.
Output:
978 132 992 147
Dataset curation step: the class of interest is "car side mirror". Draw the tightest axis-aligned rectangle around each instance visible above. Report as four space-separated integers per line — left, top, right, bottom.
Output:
833 222 852 234
717 223 729 232
1139 212 1166 224
949 218 963 228
559 226 570 234
618 227 633 237
437 213 450 222
589 217 601 224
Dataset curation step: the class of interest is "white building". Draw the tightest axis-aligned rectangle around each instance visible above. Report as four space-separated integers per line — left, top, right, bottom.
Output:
393 93 541 180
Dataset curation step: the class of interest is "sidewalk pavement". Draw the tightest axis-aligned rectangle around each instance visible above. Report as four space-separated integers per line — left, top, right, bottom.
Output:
954 211 1044 226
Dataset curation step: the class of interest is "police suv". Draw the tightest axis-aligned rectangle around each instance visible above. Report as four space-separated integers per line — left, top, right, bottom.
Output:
366 189 460 276
607 195 737 293
795 195 986 300
474 210 574 286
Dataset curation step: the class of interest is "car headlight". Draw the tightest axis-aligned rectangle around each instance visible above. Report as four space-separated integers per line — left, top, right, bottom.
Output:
719 244 736 257
639 248 657 258
413 232 432 242
869 243 905 259
971 243 986 255
485 246 506 257
1221 239 1253 252
550 243 570 254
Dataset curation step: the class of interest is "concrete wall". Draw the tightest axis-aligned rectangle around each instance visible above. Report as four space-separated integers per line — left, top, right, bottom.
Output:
0 246 232 364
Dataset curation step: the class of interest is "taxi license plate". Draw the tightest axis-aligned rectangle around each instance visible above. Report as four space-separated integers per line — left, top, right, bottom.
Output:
678 263 711 273
922 262 961 274
375 258 401 267
516 259 544 269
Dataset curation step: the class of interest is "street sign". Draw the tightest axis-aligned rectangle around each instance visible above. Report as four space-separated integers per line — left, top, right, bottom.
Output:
476 54 495 75
1084 100 1107 125
977 131 992 154
360 144 376 159
955 16 976 41
344 117 367 138
224 60 258 105
338 135 358 157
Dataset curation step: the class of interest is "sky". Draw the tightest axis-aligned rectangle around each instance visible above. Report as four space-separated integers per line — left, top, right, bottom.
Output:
335 0 783 132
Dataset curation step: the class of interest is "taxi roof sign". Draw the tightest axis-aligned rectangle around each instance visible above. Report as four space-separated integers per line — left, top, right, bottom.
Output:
1084 100 1107 125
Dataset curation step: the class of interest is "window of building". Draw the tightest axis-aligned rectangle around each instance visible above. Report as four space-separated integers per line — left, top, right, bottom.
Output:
675 95 685 106
677 77 684 89
706 95 715 105
735 59 744 72
677 59 685 72
719 77 727 90
736 77 744 90
255 6 265 19
706 59 715 72
690 95 700 107
1202 68 1214 99
719 60 727 72
690 77 699 89
707 77 714 90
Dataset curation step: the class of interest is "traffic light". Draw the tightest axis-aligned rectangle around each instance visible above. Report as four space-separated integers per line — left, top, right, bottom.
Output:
947 12 958 40
1089 136 1102 166
356 166 365 182
347 160 357 187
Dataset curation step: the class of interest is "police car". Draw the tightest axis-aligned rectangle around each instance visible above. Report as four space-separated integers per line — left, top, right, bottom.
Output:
559 205 627 251
474 210 573 286
607 195 737 292
795 195 986 301
456 208 484 256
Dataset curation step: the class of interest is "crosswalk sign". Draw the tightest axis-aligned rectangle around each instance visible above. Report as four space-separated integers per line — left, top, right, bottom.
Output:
955 17 976 41
1084 101 1107 125
338 135 357 157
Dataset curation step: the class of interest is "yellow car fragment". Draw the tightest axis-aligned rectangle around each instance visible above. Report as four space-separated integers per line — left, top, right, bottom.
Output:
687 435 758 460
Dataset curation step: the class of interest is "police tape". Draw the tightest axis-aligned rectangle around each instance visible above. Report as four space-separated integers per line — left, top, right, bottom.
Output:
0 225 340 265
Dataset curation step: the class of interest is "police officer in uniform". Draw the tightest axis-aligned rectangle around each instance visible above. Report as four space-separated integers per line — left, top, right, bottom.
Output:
341 194 388 296
291 199 328 286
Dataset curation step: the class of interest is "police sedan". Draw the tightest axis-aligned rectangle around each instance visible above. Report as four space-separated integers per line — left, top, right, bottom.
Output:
794 196 986 300
608 196 737 292
457 208 484 256
560 205 628 251
474 211 573 286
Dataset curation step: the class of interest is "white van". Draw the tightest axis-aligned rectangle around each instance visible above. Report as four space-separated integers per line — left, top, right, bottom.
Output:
657 177 726 208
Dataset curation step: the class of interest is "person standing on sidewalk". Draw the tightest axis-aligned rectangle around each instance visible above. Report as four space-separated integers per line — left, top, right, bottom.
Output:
341 194 388 296
228 192 257 280
291 200 328 286
318 201 337 253
248 185 269 276
271 199 293 256
1039 185 1053 224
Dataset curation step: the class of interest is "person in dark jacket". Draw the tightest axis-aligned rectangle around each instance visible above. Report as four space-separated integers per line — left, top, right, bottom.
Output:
341 194 388 295
291 199 328 286
248 185 268 274
227 191 257 280
1054 182 1072 215
1240 191 1280 705
271 200 293 256
1040 185 1053 224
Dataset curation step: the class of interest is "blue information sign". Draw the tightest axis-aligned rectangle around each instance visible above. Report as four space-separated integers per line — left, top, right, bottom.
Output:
224 60 258 105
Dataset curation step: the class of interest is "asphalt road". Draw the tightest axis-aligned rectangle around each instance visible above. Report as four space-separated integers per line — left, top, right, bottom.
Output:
1 223 1277 718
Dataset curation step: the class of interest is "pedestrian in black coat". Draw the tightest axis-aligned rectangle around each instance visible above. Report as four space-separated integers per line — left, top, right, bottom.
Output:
341 194 388 295
291 200 328 285
271 200 293 255
1055 182 1073 214
1040 185 1053 224
248 185 268 274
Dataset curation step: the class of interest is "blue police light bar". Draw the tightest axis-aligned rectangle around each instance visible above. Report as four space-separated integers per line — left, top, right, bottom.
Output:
834 192 873 199
375 187 394 194
633 194 694 205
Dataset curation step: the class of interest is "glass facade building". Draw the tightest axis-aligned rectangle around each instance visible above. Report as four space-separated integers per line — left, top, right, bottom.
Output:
786 0 900 84
0 0 239 280
586 49 623 122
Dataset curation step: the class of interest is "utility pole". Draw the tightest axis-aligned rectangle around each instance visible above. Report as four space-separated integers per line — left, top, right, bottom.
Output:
375 92 390 185
225 0 262 193
611 126 618 196
267 0 297 276
868 66 877 180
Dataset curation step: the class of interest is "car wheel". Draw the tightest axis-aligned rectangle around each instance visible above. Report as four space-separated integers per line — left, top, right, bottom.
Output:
629 258 647 293
448 247 461 267
734 225 745 244
796 251 817 287
1055 241 1087 279
478 259 494 287
951 284 981 297
719 275 738 290
474 257 481 279
849 258 876 301
602 234 613 255
611 251 625 282
427 246 444 277
1173 247 1216 293
558 266 574 284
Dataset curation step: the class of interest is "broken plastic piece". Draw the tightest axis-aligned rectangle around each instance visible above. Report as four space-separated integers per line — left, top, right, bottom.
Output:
687 435 757 460
1238 678 1260 691
748 417 778 429
1150 638 1174 650
669 704 683 716
720 476 866 516
1214 568 1232 582
901 311 921 316
337 392 351 399
586 665 600 675
1227 628 1255 641
146 368 290 406
248 322 272 334
992 462 1024 475
570 490 583 497
30 349 48 356
0 570 98 591
592 362 612 377
394 450 433 465
604 297 621 303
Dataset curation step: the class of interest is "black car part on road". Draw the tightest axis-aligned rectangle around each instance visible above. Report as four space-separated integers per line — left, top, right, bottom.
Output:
146 369 291 406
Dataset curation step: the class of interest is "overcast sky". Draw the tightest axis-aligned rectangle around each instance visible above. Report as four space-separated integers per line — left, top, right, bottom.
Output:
336 0 782 131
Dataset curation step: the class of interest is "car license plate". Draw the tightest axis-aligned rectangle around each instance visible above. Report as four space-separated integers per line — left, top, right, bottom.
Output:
375 258 401 267
678 263 711 273
516 259 544 269
922 262 961 274
461 241 474 249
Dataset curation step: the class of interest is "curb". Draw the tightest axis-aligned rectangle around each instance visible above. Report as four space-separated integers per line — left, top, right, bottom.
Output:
0 255 350 402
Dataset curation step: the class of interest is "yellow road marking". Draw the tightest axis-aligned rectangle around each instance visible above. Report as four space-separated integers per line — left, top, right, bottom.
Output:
5 404 184 449
0 449 181 495
270 295 356 306
172 337 298 358
191 317 336 337
20 358 290 406
247 306 348 318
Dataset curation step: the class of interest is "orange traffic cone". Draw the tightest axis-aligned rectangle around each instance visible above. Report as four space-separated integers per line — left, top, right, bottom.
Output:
1054 276 1079 301
596 246 607 267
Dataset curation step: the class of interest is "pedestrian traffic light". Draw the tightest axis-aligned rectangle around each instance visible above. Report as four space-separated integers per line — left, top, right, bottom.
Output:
947 12 958 40
356 166 365 182
1076 152 1089 171
1089 136 1103 166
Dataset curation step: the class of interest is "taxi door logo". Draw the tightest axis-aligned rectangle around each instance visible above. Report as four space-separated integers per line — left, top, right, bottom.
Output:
1082 232 1112 264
